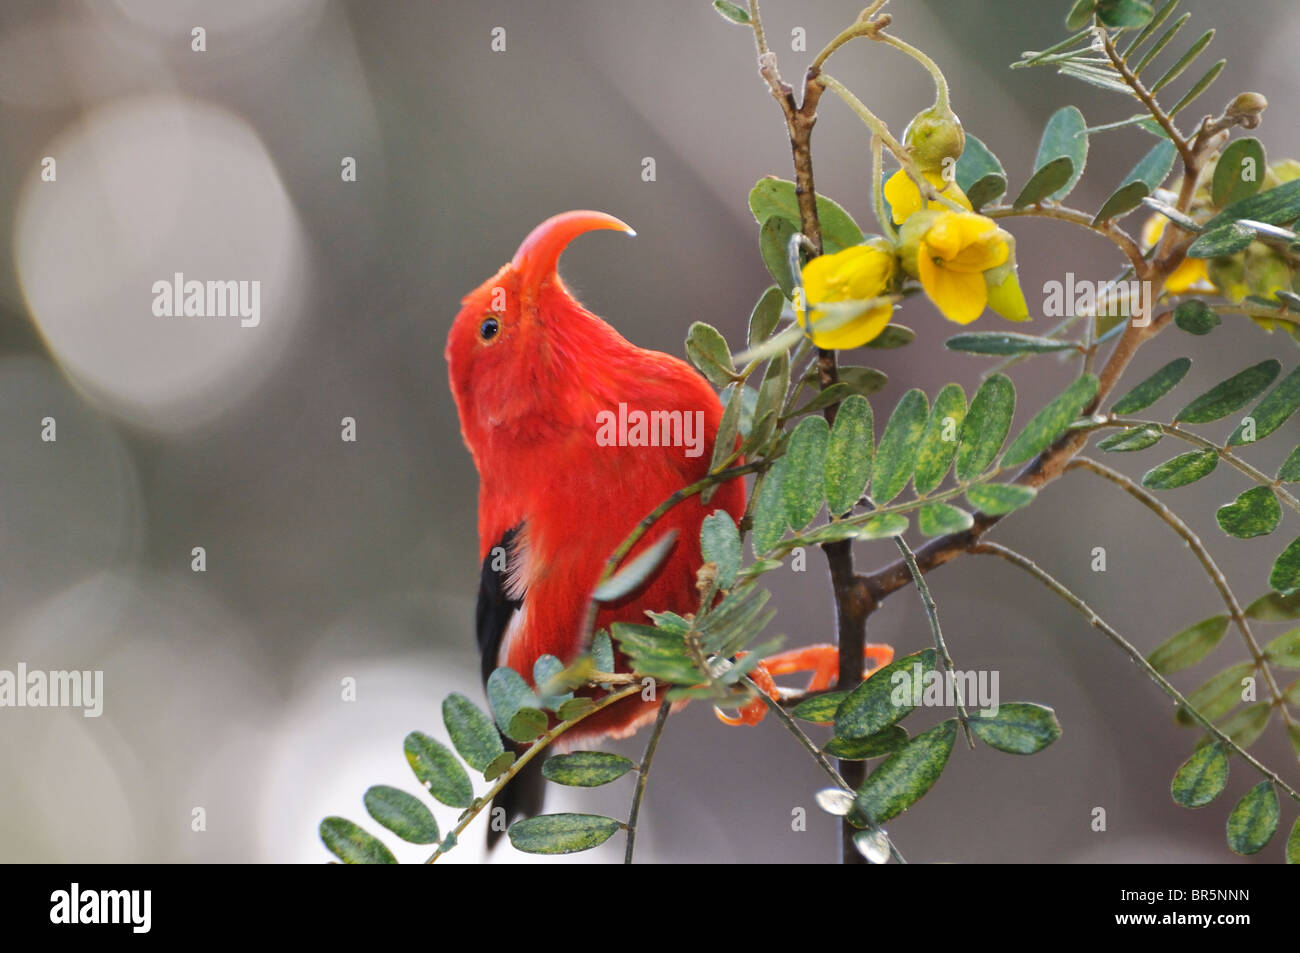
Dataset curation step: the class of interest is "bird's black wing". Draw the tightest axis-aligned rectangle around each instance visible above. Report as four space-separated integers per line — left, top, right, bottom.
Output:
474 523 544 847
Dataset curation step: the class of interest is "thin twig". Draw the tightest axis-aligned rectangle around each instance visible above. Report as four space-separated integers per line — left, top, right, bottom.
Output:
742 675 907 863
970 542 1300 805
624 699 672 864
425 683 644 862
1067 456 1298 747
893 535 974 747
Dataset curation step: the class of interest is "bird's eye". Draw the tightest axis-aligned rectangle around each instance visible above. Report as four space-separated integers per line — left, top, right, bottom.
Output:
480 316 500 341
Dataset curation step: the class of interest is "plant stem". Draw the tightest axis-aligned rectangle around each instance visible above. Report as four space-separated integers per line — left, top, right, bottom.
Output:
624 699 672 864
425 683 643 862
893 535 974 747
743 675 907 863
970 542 1300 805
1067 456 1299 749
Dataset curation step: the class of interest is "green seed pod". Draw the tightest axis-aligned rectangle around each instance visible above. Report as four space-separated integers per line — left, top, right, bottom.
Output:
904 105 965 174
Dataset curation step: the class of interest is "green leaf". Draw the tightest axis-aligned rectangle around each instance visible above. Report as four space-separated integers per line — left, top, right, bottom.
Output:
1031 105 1088 202
1176 662 1254 725
747 286 784 347
1172 299 1220 335
1209 702 1272 750
700 511 741 589
1111 357 1191 413
790 690 849 724
865 324 916 349
1003 374 1099 467
1149 28 1214 94
748 177 864 253
486 667 539 731
965 483 1037 515
483 750 515 781
751 456 788 556
785 382 850 420
685 321 736 387
856 719 958 823
556 697 594 722
954 133 1007 211
837 365 890 397
1288 817 1300 864
1271 536 1300 596
1226 781 1279 856
508 813 622 854
1170 743 1229 808
1141 449 1218 489
1093 139 1177 223
945 331 1077 355
824 394 874 515
913 384 966 495
1229 366 1300 446
1167 58 1225 117
957 374 1016 481
1216 486 1281 539
1175 360 1281 423
363 785 440 845
835 649 937 740
1281 446 1300 483
1264 628 1300 668
824 725 910 760
1202 179 1300 232
1186 221 1257 258
594 530 679 602
759 215 798 297
1212 138 1266 208
783 415 829 530
871 389 928 504
1148 615 1229 674
918 502 974 536
404 732 473 808
857 512 909 539
319 817 397 864
707 384 744 482
541 751 636 787
1244 590 1300 622
442 694 504 773
712 0 751 24
1014 156 1075 208
591 631 615 680
971 702 1061 754
1065 0 1097 30
1096 0 1154 29
1098 425 1163 452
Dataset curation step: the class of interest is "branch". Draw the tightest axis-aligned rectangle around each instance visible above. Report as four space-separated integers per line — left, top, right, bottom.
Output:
893 535 974 746
970 542 1300 805
624 699 671 864
425 683 644 862
1067 456 1299 748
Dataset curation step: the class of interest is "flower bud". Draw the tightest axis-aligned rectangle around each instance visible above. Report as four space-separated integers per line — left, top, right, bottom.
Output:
904 105 965 173
1225 92 1267 130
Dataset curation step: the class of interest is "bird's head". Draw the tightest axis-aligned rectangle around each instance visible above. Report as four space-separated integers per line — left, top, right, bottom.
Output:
445 210 636 455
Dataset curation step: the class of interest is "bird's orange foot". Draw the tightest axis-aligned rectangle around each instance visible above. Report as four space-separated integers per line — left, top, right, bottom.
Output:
714 643 894 726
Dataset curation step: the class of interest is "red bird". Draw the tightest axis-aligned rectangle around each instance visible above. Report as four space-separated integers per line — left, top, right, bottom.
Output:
445 211 890 838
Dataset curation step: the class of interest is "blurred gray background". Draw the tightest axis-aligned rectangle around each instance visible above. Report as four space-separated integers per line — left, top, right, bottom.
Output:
1 0 1297 864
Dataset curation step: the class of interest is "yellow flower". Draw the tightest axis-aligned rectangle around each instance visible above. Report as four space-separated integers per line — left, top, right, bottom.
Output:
1141 215 1215 294
914 211 1009 325
884 169 971 225
798 240 897 349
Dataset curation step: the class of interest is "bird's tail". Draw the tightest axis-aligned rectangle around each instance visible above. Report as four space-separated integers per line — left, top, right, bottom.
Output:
487 742 546 850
